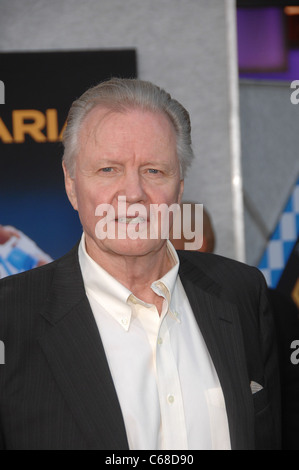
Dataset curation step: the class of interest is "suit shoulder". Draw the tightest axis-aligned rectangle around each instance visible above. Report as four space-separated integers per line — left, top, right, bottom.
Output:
178 249 261 274
178 250 266 294
0 244 80 355
0 244 78 305
0 259 55 297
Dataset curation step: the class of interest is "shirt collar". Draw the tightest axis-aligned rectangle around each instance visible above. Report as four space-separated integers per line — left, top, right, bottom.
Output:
78 233 180 330
78 233 132 330
154 241 179 292
151 241 179 314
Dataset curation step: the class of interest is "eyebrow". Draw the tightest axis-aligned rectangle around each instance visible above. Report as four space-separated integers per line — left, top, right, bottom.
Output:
93 159 123 166
140 161 173 169
92 159 173 168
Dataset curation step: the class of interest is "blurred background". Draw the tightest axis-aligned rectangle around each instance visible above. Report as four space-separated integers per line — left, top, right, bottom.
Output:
0 0 299 306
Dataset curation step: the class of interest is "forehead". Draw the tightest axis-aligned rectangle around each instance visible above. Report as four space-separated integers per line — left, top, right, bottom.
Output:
79 106 177 153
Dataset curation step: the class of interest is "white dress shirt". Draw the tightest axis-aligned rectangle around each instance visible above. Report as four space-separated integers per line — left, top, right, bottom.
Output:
78 234 231 450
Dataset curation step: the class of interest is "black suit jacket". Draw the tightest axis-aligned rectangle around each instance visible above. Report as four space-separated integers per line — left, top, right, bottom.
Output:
268 289 299 450
0 244 281 450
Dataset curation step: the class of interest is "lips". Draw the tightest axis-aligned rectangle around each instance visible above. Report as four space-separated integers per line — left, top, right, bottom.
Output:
117 216 147 224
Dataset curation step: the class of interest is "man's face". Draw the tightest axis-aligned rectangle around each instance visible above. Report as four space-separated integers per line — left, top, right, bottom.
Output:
64 106 184 259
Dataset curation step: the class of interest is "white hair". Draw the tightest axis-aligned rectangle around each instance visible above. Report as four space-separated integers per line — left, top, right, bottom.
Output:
62 77 194 178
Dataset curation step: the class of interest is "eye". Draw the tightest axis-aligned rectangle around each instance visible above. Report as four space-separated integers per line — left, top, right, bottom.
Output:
148 169 159 174
100 167 114 173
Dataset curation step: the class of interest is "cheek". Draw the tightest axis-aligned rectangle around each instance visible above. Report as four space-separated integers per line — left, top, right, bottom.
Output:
148 178 181 203
75 184 98 224
161 183 183 205
75 182 116 226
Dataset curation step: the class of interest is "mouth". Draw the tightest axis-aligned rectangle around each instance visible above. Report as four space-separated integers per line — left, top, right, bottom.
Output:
117 216 147 225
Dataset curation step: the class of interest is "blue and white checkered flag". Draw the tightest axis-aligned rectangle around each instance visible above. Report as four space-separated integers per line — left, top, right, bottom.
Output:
258 176 299 288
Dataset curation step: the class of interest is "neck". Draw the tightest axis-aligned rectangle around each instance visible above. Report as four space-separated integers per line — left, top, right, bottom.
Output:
84 235 173 307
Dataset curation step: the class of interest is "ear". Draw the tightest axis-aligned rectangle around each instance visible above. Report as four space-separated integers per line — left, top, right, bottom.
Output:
62 162 78 211
178 179 184 204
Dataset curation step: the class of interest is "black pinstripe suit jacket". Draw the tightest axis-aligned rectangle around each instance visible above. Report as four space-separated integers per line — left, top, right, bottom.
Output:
0 244 281 449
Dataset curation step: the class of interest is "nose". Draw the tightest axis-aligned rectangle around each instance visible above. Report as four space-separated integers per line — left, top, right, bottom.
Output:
119 170 147 204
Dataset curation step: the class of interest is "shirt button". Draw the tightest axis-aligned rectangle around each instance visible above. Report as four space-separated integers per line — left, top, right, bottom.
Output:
121 318 128 326
157 337 163 345
167 394 175 404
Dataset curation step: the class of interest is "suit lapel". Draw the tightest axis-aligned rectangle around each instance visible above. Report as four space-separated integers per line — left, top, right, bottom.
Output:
178 253 255 450
38 246 129 450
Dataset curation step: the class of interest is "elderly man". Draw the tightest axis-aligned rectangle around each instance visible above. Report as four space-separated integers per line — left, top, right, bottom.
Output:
0 78 280 450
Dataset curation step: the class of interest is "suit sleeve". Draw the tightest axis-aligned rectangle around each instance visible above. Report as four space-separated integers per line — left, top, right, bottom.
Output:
268 288 299 449
257 270 281 449
0 423 5 450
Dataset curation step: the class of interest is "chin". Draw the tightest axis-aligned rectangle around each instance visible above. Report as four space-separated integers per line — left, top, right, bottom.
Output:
104 238 166 257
